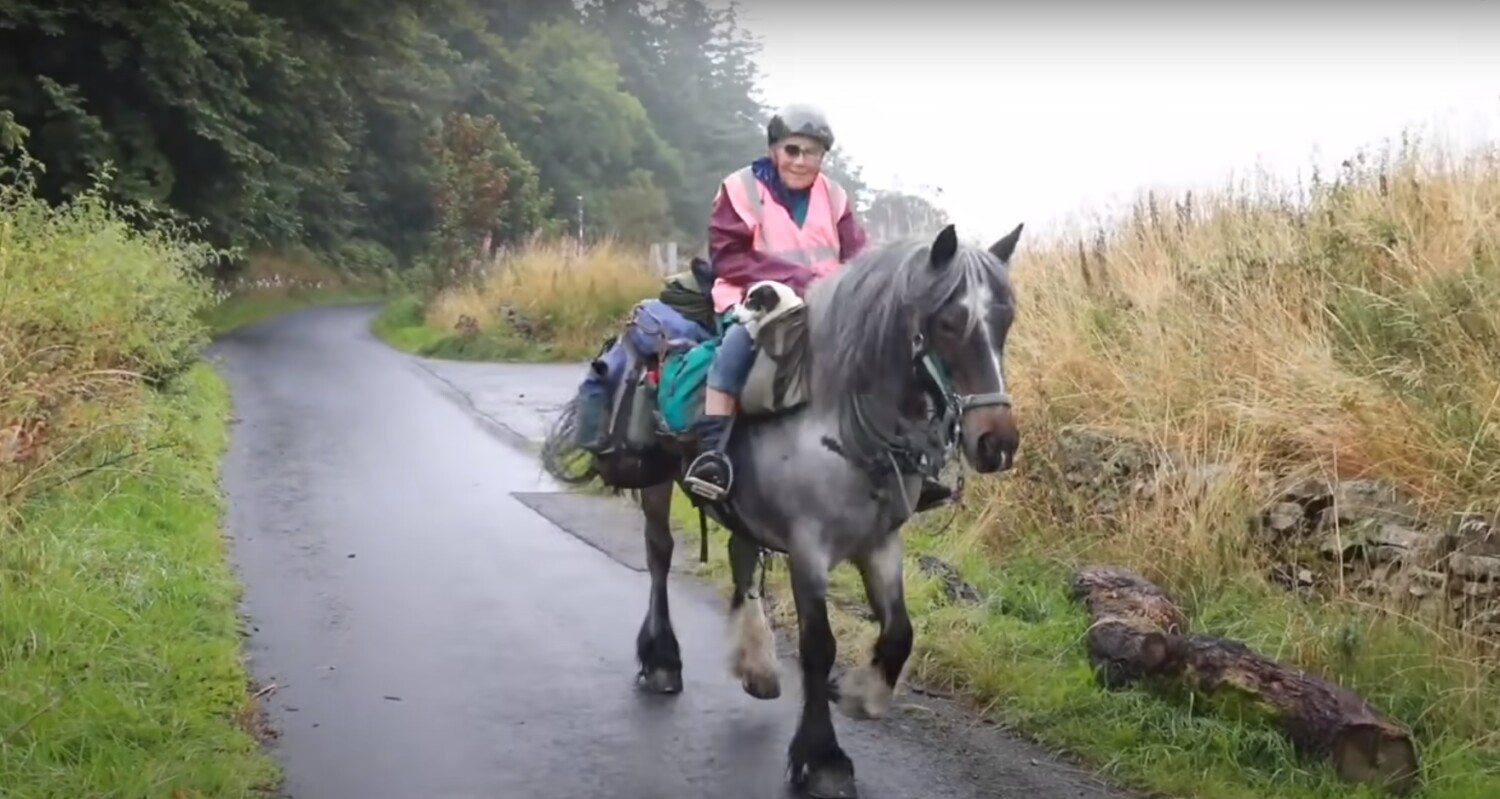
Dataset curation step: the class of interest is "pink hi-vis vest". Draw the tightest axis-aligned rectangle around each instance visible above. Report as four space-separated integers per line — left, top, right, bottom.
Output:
711 166 849 313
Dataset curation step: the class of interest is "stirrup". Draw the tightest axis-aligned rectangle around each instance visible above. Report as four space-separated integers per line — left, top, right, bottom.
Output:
683 451 734 502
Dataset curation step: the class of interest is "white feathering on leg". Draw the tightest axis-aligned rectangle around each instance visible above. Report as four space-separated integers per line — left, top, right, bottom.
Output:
728 594 778 690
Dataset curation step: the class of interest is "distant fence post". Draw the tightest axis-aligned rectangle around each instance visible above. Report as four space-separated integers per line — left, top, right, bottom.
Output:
648 241 680 274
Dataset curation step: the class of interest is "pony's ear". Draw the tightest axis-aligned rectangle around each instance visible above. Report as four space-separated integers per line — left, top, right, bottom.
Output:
930 223 959 269
988 223 1024 264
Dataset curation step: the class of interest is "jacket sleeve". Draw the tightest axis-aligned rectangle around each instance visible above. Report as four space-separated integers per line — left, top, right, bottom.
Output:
708 185 817 292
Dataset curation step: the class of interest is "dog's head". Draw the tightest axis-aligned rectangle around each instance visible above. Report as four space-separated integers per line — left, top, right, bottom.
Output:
733 280 803 329
743 282 783 314
733 281 784 325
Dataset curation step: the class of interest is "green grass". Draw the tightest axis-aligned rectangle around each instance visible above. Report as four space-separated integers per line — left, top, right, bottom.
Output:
0 364 280 798
370 294 562 362
899 544 1499 799
1 148 285 797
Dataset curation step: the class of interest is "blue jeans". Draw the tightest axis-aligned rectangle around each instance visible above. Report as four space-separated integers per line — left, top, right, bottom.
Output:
707 322 756 396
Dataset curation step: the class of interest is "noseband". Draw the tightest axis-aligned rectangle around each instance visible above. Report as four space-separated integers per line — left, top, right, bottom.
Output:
955 388 1012 412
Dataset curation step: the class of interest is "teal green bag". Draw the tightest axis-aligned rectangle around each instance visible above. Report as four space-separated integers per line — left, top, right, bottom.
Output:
656 338 720 434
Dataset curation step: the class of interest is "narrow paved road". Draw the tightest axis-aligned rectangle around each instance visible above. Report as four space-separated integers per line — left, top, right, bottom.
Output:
210 305 1134 799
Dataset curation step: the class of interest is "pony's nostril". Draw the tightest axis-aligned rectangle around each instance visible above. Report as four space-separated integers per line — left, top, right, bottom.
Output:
976 431 1018 471
978 432 1000 461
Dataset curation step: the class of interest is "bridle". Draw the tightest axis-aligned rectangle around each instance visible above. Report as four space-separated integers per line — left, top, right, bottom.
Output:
856 331 1010 520
911 330 1012 448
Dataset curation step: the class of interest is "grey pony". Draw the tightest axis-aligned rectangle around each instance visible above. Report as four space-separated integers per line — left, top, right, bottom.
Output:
541 221 1024 799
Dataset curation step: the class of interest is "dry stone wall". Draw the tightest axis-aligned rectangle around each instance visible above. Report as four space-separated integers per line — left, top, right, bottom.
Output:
1050 425 1500 641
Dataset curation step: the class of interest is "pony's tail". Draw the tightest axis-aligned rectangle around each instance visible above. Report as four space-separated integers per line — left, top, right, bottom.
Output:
540 396 601 486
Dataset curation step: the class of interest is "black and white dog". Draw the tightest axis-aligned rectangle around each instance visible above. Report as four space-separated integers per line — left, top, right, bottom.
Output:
732 279 803 339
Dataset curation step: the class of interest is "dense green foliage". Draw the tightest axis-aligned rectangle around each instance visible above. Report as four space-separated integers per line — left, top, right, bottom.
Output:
0 0 874 279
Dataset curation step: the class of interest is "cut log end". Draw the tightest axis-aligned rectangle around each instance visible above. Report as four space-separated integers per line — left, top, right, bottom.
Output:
1070 565 1188 635
1331 724 1420 796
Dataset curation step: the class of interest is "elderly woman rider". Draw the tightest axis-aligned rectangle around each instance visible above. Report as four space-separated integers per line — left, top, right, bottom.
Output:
684 103 952 513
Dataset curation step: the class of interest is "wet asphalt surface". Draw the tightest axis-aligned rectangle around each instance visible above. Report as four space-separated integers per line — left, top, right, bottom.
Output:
210 305 1137 799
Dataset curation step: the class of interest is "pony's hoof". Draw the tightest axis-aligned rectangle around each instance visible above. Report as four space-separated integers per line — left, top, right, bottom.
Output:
740 671 781 700
831 665 891 720
800 763 857 799
789 748 856 799
636 668 683 695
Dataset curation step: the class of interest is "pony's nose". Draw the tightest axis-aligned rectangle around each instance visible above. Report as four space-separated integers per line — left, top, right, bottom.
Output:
977 430 1018 472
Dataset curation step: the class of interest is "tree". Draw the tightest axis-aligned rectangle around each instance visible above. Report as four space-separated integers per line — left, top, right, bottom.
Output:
505 19 685 233
581 0 768 239
822 149 871 215
427 110 550 276
863 189 951 243
0 0 879 272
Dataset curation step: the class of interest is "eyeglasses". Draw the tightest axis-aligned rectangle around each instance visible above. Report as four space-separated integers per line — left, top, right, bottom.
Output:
780 142 825 162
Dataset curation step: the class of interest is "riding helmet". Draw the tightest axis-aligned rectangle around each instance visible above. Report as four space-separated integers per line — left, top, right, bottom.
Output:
767 104 835 150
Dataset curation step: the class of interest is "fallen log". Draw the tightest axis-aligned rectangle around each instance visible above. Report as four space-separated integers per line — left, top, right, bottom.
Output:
1068 565 1419 796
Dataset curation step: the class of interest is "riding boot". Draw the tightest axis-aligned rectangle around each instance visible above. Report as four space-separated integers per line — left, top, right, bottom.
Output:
913 477 953 513
684 413 734 502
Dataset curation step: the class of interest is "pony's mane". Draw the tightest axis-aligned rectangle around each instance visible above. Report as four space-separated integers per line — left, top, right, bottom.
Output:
803 234 1011 472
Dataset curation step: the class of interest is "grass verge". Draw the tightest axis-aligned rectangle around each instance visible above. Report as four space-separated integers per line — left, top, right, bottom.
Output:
373 235 664 362
2 149 280 796
0 365 280 798
370 294 553 360
536 131 1500 798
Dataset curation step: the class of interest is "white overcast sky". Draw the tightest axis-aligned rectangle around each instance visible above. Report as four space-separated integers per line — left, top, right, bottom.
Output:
721 2 1500 244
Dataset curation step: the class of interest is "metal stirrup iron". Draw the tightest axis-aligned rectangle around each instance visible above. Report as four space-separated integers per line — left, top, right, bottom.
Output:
684 454 734 502
684 414 736 502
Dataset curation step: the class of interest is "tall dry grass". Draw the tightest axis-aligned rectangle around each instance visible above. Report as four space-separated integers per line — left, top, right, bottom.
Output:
950 133 1500 756
423 234 666 359
987 133 1500 549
